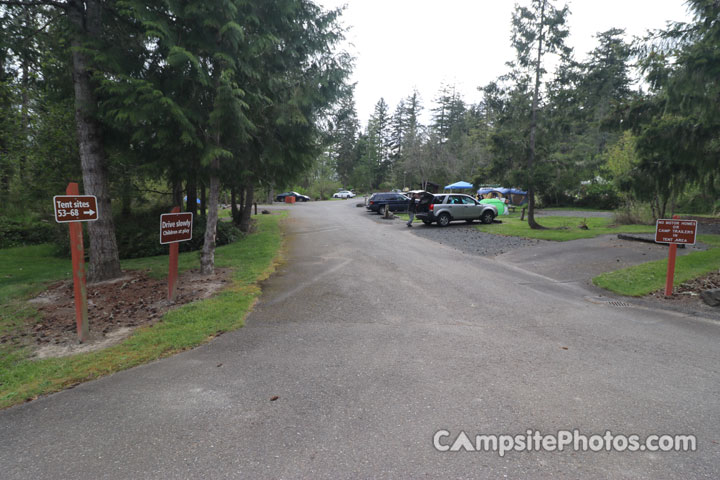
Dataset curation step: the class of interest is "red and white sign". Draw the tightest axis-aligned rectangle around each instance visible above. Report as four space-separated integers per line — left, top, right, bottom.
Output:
53 195 98 223
160 212 193 244
655 219 697 245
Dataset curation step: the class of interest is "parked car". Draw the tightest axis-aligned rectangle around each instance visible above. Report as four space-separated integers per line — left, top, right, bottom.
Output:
416 193 497 226
366 192 410 215
333 190 356 199
276 191 310 202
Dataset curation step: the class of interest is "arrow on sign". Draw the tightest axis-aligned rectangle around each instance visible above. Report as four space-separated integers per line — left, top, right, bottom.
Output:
84 209 95 216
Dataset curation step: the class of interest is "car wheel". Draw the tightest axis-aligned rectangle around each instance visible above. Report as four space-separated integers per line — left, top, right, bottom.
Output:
437 213 451 227
481 210 495 224
378 205 386 216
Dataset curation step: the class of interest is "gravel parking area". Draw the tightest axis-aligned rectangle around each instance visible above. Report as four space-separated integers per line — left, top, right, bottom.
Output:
361 209 539 256
410 223 541 256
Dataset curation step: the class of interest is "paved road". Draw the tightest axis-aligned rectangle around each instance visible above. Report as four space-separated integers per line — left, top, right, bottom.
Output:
2 201 719 479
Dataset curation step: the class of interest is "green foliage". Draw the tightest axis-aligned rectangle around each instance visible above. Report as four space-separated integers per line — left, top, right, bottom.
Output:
0 216 55 249
574 182 621 210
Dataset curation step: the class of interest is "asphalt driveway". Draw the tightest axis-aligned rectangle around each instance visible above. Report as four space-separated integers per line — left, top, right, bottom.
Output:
1 201 719 479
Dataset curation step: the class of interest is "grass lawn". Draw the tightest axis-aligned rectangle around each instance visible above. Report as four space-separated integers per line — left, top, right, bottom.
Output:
476 215 655 241
0 212 285 409
592 234 720 296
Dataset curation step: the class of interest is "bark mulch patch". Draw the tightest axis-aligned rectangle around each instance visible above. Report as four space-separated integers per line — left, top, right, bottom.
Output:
1 269 231 358
647 270 720 305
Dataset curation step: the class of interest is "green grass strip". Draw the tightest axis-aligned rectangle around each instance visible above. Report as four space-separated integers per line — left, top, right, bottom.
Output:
476 215 655 241
592 234 720 296
0 213 285 409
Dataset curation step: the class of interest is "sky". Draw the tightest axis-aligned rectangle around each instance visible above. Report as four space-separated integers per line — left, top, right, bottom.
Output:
315 0 693 126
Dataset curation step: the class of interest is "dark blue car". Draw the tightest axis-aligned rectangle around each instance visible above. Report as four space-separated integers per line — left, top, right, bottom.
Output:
276 191 310 202
366 192 410 215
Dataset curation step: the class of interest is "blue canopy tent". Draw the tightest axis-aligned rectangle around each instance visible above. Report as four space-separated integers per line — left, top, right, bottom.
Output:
444 181 474 190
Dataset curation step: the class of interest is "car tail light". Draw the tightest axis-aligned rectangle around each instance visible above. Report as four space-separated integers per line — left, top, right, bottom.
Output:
369 201 374 205
429 204 434 211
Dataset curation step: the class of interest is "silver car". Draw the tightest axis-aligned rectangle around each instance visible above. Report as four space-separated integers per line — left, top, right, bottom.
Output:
416 193 497 226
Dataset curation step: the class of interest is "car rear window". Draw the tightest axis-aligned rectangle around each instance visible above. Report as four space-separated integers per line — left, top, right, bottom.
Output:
433 196 445 204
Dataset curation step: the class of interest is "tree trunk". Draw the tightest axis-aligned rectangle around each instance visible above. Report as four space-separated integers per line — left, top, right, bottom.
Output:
527 0 546 230
200 181 207 216
240 183 254 233
230 185 238 224
651 195 659 221
68 0 122 282
200 157 220 275
186 175 198 215
669 189 677 218
121 176 132 216
267 186 274 204
172 178 183 209
19 46 29 187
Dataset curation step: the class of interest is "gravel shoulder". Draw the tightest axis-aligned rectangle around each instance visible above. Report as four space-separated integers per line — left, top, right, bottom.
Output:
535 209 614 218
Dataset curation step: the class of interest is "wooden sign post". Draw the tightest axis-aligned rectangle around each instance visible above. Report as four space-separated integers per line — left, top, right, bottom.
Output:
160 208 193 300
655 216 698 297
53 184 98 343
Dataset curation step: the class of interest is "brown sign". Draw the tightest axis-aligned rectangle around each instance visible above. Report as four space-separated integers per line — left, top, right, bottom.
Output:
53 195 98 223
655 219 697 245
160 212 193 244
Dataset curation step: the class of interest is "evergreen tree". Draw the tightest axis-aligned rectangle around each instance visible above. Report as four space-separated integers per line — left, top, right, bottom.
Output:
511 0 571 228
329 92 359 187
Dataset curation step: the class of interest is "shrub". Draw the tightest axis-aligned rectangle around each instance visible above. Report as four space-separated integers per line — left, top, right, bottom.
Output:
575 183 621 210
613 202 655 225
0 216 56 249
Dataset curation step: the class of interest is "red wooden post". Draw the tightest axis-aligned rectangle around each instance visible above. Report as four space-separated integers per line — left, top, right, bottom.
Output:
664 214 680 297
168 206 180 300
66 182 89 343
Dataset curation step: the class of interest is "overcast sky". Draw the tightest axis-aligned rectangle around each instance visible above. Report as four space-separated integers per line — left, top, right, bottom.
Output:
315 0 693 126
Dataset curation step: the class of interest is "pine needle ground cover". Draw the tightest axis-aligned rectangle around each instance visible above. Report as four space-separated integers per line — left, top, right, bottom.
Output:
0 213 285 409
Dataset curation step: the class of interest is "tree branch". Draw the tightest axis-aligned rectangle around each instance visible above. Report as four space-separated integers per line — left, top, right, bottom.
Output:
0 0 67 10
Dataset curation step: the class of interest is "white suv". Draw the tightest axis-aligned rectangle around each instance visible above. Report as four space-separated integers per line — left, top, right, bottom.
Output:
333 190 356 198
416 193 497 226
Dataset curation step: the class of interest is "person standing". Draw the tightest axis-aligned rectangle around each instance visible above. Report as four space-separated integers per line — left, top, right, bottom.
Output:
406 193 418 227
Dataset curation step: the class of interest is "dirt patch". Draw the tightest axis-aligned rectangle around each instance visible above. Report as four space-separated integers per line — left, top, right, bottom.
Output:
1 269 231 358
646 270 720 305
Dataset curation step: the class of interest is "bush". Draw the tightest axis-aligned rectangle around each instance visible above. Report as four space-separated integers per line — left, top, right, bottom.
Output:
52 209 244 259
675 188 717 215
0 216 56 249
575 183 621 210
613 202 655 225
